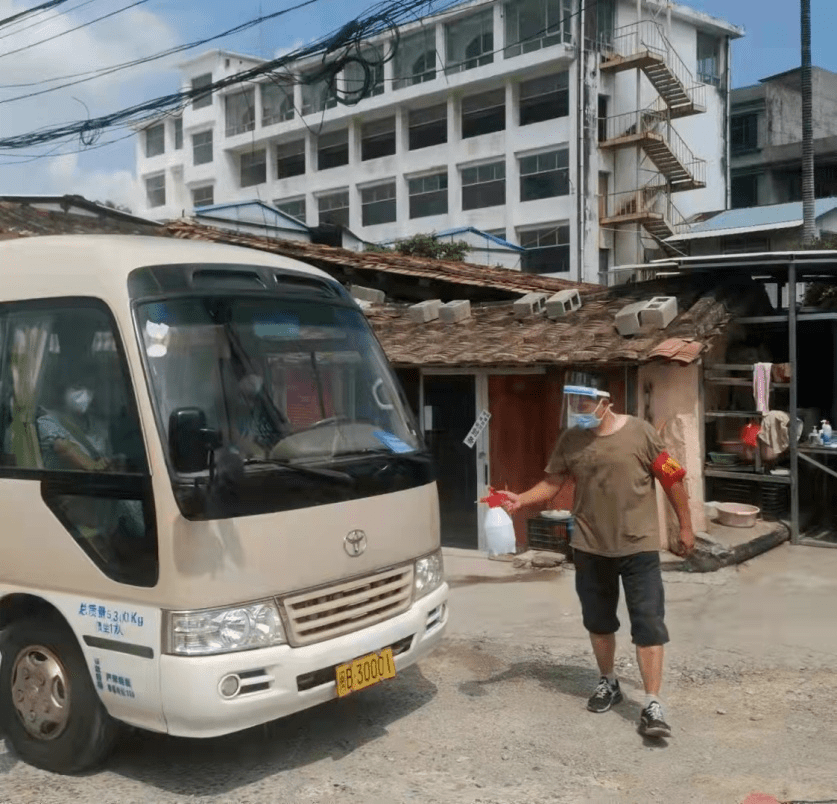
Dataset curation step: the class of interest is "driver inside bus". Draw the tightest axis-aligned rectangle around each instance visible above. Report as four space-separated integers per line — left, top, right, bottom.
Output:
229 370 284 459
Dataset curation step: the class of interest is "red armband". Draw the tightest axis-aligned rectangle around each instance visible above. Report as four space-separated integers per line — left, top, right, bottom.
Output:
651 451 686 490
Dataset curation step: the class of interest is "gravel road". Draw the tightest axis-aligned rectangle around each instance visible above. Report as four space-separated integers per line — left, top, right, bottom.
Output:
2 550 837 803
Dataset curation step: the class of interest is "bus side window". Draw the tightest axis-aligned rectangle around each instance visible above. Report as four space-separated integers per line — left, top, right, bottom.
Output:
0 300 157 587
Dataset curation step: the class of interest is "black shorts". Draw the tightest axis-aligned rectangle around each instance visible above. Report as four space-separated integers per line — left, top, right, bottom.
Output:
573 549 669 647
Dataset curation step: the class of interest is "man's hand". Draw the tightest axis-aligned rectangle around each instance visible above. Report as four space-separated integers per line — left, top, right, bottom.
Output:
500 491 522 514
670 526 695 557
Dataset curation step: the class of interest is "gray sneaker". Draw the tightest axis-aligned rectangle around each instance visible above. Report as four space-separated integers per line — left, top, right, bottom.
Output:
587 677 623 713
639 700 672 737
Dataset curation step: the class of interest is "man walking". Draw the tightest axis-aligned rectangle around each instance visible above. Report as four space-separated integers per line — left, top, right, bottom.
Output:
503 372 694 738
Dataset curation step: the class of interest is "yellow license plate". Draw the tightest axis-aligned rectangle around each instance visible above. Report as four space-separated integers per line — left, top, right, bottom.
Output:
335 647 396 697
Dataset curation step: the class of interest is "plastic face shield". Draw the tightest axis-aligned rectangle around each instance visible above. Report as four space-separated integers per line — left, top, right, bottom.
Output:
562 384 611 430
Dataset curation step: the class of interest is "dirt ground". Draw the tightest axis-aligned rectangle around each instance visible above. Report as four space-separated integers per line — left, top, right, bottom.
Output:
2 544 837 803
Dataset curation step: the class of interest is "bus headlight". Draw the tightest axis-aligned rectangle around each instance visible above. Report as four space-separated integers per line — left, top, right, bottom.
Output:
166 601 287 656
414 550 444 600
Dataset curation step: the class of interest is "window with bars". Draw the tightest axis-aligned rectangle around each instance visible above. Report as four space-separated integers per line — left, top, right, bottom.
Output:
408 104 447 150
519 224 570 273
395 30 437 89
318 191 350 227
361 117 396 161
302 75 337 115
276 139 305 178
317 129 349 170
519 72 569 125
519 148 569 201
145 124 164 158
240 149 266 187
731 113 758 153
174 117 183 150
446 9 494 74
361 183 397 226
462 88 505 139
275 197 306 223
504 0 573 58
192 130 213 166
226 89 256 136
461 161 505 210
408 172 447 218
191 73 213 109
192 185 214 208
262 81 294 126
146 174 165 208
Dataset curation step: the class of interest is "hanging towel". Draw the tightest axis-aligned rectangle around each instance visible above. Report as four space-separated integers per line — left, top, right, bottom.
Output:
758 410 790 458
753 362 772 414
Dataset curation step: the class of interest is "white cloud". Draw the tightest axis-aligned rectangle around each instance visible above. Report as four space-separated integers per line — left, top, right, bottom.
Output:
0 1 180 206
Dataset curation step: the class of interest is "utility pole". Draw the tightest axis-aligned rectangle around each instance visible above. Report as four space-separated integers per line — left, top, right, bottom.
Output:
801 0 815 244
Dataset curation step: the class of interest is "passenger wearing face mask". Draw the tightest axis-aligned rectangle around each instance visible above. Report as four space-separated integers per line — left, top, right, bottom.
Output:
500 371 695 741
37 372 111 472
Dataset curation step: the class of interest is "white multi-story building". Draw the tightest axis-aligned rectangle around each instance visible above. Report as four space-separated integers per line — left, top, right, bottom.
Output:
134 0 742 283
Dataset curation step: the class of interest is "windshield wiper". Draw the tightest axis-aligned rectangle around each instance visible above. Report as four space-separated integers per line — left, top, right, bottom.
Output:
242 457 353 483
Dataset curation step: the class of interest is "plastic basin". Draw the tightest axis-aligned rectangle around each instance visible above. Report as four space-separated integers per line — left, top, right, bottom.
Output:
716 502 760 528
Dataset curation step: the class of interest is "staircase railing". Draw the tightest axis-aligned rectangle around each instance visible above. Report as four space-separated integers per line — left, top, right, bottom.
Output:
601 108 706 187
602 182 691 237
603 20 705 108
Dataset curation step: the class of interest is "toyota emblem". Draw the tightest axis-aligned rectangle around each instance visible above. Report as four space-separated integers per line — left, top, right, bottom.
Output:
344 529 367 557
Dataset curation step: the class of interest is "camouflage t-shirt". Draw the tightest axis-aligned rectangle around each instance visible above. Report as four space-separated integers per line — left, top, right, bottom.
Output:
545 416 665 557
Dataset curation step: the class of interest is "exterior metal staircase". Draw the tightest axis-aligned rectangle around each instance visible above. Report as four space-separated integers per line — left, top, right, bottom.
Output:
600 21 706 117
599 108 706 191
601 181 689 256
597 20 709 253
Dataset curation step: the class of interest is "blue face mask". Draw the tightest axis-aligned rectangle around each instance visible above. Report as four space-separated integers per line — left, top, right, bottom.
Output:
569 412 602 430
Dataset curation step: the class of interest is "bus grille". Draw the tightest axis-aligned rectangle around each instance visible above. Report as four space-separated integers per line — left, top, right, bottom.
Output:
282 565 414 647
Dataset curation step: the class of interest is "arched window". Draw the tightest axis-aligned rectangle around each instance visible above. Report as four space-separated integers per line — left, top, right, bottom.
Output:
411 51 436 85
464 32 493 69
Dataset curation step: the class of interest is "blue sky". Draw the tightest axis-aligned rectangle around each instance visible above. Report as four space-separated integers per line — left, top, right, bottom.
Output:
0 0 834 207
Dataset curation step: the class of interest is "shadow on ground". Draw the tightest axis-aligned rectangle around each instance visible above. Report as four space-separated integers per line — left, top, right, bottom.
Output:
97 664 436 796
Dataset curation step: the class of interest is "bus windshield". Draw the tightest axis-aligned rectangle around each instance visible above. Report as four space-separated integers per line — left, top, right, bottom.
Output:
135 294 429 519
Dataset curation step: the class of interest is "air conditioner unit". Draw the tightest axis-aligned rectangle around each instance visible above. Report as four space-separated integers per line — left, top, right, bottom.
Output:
598 228 614 249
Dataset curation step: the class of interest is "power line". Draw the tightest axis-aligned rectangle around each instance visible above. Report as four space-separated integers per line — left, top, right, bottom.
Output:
0 0 149 61
0 0 604 153
0 0 104 44
0 0 72 31
0 0 322 100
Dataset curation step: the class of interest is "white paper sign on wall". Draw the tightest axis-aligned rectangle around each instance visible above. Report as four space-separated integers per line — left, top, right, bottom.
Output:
463 409 491 448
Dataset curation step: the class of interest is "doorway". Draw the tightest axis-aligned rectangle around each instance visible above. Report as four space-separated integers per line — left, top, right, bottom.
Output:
422 374 478 548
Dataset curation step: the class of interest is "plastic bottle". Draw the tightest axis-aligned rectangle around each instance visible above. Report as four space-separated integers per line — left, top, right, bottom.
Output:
821 420 832 445
479 487 517 557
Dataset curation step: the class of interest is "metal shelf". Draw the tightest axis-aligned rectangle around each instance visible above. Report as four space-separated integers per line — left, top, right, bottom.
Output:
705 411 763 419
704 466 792 485
705 377 790 388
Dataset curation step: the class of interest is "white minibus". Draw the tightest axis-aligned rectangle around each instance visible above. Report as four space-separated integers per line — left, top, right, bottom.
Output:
0 235 447 773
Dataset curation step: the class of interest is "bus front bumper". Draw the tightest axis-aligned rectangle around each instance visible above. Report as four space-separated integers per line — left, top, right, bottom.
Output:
158 583 448 738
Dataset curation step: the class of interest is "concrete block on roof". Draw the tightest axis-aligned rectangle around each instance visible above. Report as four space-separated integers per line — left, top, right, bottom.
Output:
439 300 471 323
407 299 442 323
513 293 548 319
546 289 582 319
615 300 651 336
350 284 385 304
640 296 678 330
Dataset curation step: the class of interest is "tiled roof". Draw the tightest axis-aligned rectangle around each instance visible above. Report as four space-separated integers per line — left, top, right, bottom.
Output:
365 276 734 368
165 219 595 299
0 196 162 239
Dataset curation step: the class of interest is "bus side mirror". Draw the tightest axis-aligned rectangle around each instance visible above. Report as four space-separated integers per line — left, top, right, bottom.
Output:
169 408 220 473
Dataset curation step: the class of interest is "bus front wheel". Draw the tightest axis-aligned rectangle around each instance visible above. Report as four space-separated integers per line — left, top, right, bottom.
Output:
0 616 119 774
